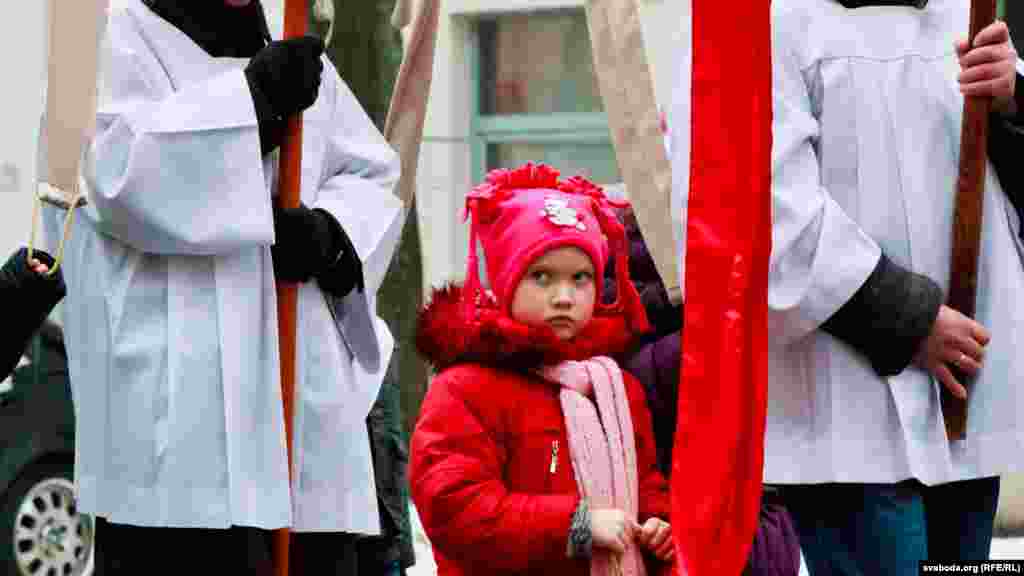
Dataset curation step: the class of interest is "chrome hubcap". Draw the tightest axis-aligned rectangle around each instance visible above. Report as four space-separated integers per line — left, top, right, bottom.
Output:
14 477 92 576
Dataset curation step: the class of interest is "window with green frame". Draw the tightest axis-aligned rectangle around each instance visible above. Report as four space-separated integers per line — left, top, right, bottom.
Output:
470 3 1014 182
471 9 621 185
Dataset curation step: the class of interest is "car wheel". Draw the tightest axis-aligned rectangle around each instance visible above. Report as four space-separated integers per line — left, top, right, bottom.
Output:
0 459 94 576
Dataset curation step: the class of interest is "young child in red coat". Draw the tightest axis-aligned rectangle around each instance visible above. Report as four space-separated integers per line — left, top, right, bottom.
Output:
410 163 677 576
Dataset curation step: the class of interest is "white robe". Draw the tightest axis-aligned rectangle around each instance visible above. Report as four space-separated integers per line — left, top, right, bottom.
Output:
761 0 1024 485
46 0 404 531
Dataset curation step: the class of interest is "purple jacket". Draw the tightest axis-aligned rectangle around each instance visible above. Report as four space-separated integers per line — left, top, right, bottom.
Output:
609 210 801 576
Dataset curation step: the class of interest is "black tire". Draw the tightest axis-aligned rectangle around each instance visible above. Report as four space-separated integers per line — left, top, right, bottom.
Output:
0 458 95 576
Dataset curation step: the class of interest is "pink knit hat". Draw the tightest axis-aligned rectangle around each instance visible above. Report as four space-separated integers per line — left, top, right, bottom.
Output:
463 163 649 333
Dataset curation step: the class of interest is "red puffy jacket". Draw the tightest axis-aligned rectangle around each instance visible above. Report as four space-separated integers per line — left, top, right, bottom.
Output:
411 285 675 576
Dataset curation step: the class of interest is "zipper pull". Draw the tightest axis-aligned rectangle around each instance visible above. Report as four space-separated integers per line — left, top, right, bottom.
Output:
549 440 559 474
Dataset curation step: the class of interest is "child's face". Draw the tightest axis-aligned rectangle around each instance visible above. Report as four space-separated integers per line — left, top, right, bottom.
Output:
509 246 596 341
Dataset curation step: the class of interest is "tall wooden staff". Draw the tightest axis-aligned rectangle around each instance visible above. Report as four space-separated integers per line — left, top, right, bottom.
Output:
942 0 998 441
273 0 308 574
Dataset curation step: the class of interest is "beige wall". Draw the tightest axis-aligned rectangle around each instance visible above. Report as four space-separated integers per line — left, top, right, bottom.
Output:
0 1 49 258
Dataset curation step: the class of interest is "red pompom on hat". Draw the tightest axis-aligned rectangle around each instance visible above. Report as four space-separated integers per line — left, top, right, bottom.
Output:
462 163 650 335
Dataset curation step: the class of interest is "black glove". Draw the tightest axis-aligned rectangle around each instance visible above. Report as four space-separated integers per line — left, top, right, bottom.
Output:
271 204 364 298
244 36 325 155
0 248 66 382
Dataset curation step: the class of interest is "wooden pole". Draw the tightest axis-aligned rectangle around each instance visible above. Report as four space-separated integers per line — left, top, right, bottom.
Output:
942 0 997 441
273 0 308 574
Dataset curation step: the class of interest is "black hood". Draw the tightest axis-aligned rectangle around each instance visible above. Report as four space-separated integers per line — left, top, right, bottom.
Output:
141 0 272 58
836 0 928 7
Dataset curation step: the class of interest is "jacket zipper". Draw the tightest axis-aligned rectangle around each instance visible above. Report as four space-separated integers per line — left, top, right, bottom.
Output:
549 440 559 474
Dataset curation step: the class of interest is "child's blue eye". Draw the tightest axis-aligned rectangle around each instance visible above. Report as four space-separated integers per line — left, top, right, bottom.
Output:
574 272 593 285
531 271 550 285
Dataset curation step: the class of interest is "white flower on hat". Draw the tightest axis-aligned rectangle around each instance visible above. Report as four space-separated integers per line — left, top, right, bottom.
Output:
541 196 587 231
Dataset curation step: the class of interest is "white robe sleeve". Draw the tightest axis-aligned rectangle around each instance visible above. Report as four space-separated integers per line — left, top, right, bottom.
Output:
768 16 881 344
312 65 404 296
83 28 272 255
311 62 404 373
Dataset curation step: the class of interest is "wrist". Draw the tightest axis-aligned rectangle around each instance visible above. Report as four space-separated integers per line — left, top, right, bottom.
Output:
567 499 592 559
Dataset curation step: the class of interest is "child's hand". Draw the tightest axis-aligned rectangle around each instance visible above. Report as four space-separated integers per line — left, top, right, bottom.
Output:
635 517 675 562
590 508 636 554
27 258 49 276
955 20 1018 115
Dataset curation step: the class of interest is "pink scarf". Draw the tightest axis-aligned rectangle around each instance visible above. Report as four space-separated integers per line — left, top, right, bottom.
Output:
539 356 646 576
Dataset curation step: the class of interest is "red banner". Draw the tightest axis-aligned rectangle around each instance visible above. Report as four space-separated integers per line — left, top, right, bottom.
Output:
672 1 772 574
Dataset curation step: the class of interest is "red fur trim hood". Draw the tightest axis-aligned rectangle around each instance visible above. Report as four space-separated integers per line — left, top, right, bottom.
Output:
417 283 638 371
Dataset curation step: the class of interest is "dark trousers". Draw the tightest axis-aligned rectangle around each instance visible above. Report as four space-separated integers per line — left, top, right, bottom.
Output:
95 517 359 574
785 477 1001 576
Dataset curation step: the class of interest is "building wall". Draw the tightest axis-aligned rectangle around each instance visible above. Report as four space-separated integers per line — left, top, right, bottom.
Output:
414 0 684 292
0 2 49 259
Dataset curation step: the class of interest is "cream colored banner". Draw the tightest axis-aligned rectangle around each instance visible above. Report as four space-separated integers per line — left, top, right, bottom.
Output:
585 0 680 297
42 0 107 203
385 0 441 208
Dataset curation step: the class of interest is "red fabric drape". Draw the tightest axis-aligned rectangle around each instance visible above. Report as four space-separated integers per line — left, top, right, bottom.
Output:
672 2 772 575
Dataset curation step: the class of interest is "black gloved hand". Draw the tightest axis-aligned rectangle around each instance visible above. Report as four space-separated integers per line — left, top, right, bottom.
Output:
244 36 325 155
0 248 66 382
271 204 364 298
0 248 66 304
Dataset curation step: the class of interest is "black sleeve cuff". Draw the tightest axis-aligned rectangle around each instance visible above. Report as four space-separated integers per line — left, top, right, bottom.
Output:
1006 71 1024 124
566 498 592 559
0 249 66 380
988 104 1024 242
820 253 942 377
1 248 66 310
